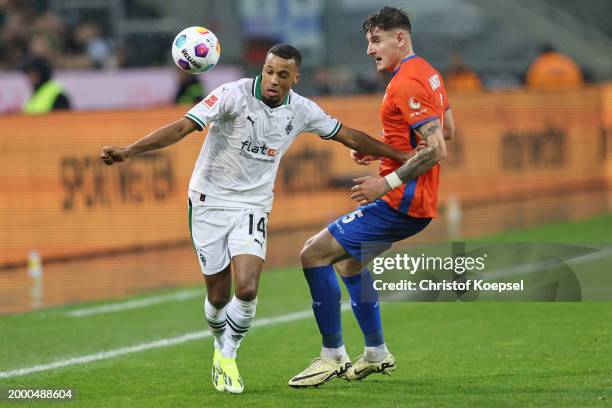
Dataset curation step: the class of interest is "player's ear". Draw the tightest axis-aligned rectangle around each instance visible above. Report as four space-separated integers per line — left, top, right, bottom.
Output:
396 31 404 48
293 73 300 86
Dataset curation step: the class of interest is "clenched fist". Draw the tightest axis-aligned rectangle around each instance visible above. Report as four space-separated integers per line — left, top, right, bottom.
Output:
100 146 129 165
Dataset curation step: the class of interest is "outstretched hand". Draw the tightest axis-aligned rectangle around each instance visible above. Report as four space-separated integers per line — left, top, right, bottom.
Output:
350 150 380 166
100 146 129 165
351 139 428 166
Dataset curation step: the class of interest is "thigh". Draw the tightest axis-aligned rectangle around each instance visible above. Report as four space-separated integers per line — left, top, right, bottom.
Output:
227 209 269 261
302 227 352 267
188 191 231 275
327 200 432 262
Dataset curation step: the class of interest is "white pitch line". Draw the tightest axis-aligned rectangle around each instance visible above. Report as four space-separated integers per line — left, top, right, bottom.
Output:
0 304 351 379
66 289 202 317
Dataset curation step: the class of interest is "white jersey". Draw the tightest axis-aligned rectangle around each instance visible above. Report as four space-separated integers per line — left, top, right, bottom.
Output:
185 76 341 210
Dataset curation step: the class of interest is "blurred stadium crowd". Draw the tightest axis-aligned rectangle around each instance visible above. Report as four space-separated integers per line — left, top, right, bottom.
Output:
0 0 116 70
1 0 611 113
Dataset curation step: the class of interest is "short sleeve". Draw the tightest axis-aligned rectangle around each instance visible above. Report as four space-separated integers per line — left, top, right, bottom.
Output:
393 78 438 130
302 100 342 140
184 85 239 131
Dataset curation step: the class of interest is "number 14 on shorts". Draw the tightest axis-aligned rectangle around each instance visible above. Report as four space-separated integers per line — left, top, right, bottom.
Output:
248 213 267 238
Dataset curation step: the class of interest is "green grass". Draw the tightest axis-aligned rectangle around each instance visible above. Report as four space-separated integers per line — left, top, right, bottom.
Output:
1 214 612 407
476 213 612 243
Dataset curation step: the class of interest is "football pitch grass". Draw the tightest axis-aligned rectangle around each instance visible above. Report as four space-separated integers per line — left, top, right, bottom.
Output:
1 215 612 407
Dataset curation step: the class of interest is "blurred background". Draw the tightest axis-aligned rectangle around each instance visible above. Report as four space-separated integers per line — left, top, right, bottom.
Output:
1 0 612 314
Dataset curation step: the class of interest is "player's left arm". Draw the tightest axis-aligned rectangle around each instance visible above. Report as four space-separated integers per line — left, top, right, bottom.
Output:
350 119 447 205
443 108 455 141
331 125 409 164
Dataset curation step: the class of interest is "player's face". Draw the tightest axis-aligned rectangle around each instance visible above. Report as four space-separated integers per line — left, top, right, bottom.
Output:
366 27 403 72
261 53 300 107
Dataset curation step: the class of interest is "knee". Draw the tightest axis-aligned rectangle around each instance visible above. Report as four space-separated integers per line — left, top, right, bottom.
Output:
300 235 322 267
235 285 258 302
300 244 313 267
334 261 348 276
207 293 230 309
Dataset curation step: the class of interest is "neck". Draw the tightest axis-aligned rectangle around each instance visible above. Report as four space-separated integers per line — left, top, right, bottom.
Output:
261 96 282 108
390 49 415 73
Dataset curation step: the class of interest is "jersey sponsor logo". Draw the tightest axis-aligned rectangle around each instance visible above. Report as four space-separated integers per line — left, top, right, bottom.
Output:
203 94 218 108
409 108 428 118
409 97 421 110
240 140 278 157
181 48 202 69
429 74 441 91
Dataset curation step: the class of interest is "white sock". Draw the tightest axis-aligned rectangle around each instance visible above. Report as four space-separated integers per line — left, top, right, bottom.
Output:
365 343 389 363
221 296 257 359
321 345 348 362
204 297 227 351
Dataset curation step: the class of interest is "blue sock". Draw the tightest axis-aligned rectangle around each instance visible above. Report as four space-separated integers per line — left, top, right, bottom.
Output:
341 269 384 347
303 265 343 348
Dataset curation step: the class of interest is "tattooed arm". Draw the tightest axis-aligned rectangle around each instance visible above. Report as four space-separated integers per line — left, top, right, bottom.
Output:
350 119 447 205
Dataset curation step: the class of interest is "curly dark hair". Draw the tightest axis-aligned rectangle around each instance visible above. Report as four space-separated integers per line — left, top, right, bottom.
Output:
361 6 412 34
267 43 302 68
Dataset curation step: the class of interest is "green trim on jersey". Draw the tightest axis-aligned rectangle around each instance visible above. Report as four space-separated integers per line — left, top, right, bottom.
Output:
253 75 263 100
188 198 196 252
252 75 290 105
321 120 342 139
185 112 205 130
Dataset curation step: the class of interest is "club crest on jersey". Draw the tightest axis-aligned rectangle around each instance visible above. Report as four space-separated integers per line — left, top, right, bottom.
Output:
285 120 293 135
409 97 421 110
197 249 207 266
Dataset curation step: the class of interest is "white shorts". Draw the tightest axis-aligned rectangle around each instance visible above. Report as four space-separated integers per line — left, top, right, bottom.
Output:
188 190 269 275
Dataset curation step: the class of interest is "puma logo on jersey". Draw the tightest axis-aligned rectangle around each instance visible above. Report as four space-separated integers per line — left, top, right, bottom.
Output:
254 238 264 248
246 115 256 125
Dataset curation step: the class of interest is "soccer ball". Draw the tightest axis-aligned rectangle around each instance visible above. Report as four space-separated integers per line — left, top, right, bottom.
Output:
171 26 221 74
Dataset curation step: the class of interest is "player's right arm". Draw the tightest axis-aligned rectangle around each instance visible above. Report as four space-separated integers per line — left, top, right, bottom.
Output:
100 118 197 165
101 84 237 166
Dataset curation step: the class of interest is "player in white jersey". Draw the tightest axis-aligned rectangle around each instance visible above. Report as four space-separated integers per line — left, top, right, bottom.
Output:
100 44 410 394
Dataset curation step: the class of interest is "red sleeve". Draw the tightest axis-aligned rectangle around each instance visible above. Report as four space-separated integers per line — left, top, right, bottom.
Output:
391 78 438 129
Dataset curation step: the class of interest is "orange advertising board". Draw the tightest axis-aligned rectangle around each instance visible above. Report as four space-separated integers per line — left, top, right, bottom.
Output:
1 85 611 267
